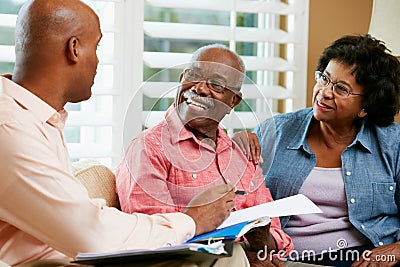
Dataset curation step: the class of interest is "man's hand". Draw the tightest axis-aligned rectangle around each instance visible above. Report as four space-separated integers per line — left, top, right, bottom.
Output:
245 224 277 252
182 184 235 236
232 130 263 164
351 242 400 267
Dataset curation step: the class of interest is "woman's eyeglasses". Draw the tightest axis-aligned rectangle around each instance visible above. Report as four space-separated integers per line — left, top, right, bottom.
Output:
315 71 363 97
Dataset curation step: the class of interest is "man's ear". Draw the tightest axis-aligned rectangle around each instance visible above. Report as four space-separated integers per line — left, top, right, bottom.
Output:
230 94 241 108
66 36 79 63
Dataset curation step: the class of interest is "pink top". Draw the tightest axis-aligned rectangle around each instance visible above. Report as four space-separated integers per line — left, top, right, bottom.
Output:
0 77 195 265
285 167 370 255
116 106 293 254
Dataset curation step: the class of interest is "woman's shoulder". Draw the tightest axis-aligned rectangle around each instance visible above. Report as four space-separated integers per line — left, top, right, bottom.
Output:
266 108 312 128
256 108 312 135
274 108 312 121
368 122 400 164
372 121 400 143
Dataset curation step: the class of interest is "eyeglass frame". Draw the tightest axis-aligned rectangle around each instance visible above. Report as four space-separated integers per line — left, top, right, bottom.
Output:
314 71 364 97
182 68 242 94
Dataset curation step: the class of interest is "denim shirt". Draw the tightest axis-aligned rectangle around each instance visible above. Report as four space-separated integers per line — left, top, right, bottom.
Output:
254 108 400 247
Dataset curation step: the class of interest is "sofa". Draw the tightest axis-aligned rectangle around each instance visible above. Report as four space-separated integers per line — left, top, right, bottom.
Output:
72 160 120 209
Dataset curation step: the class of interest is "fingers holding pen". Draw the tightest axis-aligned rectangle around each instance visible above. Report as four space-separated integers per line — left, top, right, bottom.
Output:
183 184 236 236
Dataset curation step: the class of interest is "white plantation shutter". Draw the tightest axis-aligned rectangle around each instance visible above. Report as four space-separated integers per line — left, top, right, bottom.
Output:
0 13 16 71
0 0 128 168
66 0 124 167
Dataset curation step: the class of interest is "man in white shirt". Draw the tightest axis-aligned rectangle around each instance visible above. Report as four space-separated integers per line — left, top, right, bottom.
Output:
0 0 247 266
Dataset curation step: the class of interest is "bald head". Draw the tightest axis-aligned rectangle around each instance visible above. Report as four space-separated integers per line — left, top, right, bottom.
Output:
191 44 246 74
15 0 98 59
13 0 102 110
190 44 246 88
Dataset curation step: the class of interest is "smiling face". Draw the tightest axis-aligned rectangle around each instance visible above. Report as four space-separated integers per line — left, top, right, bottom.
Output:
175 48 243 138
312 59 366 127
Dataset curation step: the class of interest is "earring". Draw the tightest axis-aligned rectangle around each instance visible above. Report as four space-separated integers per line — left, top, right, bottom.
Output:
358 109 367 118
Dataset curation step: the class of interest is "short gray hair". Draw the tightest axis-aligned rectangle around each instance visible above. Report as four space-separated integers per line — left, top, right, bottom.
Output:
190 43 246 74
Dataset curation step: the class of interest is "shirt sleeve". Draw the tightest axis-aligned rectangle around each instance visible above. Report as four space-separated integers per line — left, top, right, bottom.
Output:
395 134 400 241
0 121 195 258
115 132 179 214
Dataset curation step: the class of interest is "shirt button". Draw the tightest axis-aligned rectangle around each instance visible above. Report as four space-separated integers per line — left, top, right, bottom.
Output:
361 224 365 229
226 179 231 183
346 171 351 176
192 173 197 178
250 181 254 187
389 186 394 191
350 198 356 204
378 242 384 246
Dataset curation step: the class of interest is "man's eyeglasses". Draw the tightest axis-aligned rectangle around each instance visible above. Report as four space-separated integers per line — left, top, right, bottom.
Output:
315 71 363 97
182 68 241 93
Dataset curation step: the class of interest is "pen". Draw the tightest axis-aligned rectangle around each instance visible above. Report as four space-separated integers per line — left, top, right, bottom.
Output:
235 190 248 195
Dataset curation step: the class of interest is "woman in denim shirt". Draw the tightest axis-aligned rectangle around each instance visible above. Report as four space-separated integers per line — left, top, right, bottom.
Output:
238 35 400 266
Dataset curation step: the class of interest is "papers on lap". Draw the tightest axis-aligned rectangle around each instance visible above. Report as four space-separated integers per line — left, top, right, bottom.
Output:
219 194 322 229
189 194 322 242
74 194 321 265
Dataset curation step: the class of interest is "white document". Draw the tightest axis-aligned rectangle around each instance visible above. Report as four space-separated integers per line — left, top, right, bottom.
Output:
218 194 322 229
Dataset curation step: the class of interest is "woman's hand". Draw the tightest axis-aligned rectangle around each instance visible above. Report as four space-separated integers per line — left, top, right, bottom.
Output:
232 130 263 164
351 242 400 267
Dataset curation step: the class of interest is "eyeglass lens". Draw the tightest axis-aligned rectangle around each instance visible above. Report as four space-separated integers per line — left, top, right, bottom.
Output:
315 71 351 97
184 69 226 93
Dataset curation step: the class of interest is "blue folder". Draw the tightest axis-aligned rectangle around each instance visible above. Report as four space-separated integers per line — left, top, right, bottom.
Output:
187 221 250 243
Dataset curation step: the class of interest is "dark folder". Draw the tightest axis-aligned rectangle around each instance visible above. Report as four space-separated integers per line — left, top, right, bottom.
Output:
73 241 234 266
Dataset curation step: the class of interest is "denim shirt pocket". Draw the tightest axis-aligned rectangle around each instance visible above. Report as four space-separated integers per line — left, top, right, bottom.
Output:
265 175 280 196
371 182 397 216
265 175 296 201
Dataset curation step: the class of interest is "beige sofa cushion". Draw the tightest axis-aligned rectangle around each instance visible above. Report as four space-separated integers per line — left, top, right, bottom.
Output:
72 160 120 209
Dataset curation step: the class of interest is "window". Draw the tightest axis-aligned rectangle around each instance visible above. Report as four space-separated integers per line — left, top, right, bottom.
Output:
0 0 123 167
0 0 309 169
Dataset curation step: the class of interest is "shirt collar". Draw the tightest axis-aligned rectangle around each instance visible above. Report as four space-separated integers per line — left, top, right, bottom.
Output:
287 108 371 153
165 105 193 144
47 109 68 130
164 105 233 151
1 76 68 128
287 109 314 152
350 120 372 153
